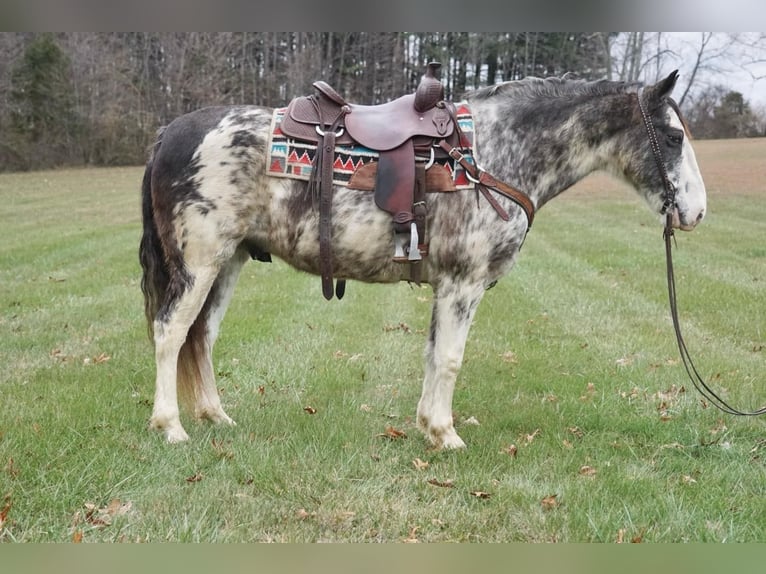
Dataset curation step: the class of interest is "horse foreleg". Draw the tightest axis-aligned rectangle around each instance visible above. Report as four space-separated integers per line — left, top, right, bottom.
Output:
190 248 250 425
417 280 485 449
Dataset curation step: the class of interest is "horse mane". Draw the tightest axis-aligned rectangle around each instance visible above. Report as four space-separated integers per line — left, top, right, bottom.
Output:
464 75 641 103
464 75 693 137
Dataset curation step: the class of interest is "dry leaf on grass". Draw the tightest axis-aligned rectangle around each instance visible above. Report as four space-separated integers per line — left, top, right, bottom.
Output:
541 494 559 511
402 526 420 543
412 458 429 471
462 416 480 426
567 426 584 439
470 490 492 499
185 472 203 483
523 429 541 444
0 494 11 531
500 444 518 457
296 508 316 520
578 465 597 477
78 499 133 529
303 406 317 415
427 478 454 488
377 425 407 440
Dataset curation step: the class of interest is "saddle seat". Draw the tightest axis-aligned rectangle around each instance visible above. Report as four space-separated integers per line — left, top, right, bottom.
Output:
279 62 461 299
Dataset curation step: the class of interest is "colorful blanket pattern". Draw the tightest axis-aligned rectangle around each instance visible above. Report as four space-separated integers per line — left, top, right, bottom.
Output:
266 103 476 189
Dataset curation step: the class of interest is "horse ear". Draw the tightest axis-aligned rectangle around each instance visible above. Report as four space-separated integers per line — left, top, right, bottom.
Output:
646 70 679 102
643 70 679 110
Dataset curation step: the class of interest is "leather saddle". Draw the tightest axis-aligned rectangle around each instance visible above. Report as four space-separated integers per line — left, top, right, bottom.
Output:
280 62 461 299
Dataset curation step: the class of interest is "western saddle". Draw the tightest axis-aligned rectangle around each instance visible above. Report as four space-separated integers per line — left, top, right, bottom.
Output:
279 62 535 300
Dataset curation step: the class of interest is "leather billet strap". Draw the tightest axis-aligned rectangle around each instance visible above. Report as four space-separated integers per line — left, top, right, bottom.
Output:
309 103 349 301
436 140 535 230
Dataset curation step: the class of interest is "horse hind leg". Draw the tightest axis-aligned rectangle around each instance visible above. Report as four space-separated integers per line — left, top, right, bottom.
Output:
185 247 250 426
149 263 220 443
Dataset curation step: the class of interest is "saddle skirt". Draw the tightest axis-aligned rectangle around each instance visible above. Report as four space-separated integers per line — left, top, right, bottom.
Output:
266 103 477 191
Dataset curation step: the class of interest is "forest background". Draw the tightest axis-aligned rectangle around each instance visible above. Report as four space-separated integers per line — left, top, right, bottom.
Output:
1 31 764 172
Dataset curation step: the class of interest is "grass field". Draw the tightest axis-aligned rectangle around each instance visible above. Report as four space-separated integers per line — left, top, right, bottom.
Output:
1 138 764 542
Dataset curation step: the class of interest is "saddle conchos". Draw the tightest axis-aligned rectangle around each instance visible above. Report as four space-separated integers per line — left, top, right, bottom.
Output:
277 62 534 300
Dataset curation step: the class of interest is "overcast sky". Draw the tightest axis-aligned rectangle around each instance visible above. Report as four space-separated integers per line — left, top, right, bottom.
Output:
654 32 766 107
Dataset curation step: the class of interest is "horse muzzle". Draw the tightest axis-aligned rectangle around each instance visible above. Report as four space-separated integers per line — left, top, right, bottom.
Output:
670 206 705 231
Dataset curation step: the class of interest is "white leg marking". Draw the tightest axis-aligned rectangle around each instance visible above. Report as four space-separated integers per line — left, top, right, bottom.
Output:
149 265 219 443
417 281 485 450
192 250 249 425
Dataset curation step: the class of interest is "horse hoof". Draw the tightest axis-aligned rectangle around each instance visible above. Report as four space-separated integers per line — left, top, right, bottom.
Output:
438 432 467 450
149 416 189 443
197 409 237 426
166 428 190 443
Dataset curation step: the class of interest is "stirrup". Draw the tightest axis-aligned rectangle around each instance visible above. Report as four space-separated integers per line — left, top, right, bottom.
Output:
408 222 421 261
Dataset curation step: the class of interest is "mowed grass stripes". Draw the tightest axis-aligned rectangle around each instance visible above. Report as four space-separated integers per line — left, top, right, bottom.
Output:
0 139 764 542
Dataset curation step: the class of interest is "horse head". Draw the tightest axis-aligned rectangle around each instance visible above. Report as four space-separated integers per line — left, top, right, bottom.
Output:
637 71 707 231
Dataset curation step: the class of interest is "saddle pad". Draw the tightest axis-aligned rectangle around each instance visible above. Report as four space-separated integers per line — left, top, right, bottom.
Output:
266 104 476 190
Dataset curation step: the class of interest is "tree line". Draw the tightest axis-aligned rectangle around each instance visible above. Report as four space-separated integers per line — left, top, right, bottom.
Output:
0 32 763 172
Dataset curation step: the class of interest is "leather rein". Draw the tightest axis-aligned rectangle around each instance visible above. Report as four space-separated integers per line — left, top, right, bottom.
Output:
637 89 766 416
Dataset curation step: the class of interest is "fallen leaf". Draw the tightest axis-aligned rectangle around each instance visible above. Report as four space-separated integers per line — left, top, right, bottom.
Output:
360 404 372 412
470 490 492 499
616 529 625 543
500 444 518 457
186 472 203 483
567 426 584 439
82 499 133 528
378 425 407 440
631 530 645 543
257 385 265 395
462 416 480 426
296 508 316 520
427 478 454 488
412 458 429 471
578 465 597 477
383 322 412 334
0 494 10 530
523 429 541 444
682 475 697 485
303 406 317 415
541 494 559 511
93 352 111 364
402 526 420 543
72 530 83 543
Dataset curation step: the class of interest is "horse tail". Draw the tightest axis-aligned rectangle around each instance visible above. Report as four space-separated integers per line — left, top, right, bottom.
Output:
138 126 210 412
138 128 169 340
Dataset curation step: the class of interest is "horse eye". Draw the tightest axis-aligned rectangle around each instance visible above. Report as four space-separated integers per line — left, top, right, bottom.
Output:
667 129 684 146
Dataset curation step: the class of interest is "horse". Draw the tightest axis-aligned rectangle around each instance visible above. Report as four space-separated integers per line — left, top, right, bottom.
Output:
139 70 706 448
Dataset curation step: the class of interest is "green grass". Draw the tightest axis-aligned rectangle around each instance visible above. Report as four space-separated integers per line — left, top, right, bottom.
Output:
1 139 765 542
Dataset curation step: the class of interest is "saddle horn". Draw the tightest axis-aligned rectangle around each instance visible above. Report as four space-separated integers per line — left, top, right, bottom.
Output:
414 62 444 113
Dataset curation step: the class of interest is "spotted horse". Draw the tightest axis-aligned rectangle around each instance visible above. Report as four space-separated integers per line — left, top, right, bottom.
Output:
139 69 706 447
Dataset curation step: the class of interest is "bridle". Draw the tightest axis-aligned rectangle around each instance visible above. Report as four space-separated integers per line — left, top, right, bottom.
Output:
637 88 766 417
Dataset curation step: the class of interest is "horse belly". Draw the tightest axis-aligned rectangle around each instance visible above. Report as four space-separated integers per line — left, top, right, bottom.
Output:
261 183 412 283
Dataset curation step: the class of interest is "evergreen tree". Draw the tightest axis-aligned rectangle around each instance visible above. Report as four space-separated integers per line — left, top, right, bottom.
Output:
9 34 79 167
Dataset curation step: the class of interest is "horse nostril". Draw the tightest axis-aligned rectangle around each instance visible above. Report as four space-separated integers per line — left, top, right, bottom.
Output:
696 210 705 223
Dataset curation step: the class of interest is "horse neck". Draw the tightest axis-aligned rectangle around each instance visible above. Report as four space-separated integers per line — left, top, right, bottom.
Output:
468 88 634 209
